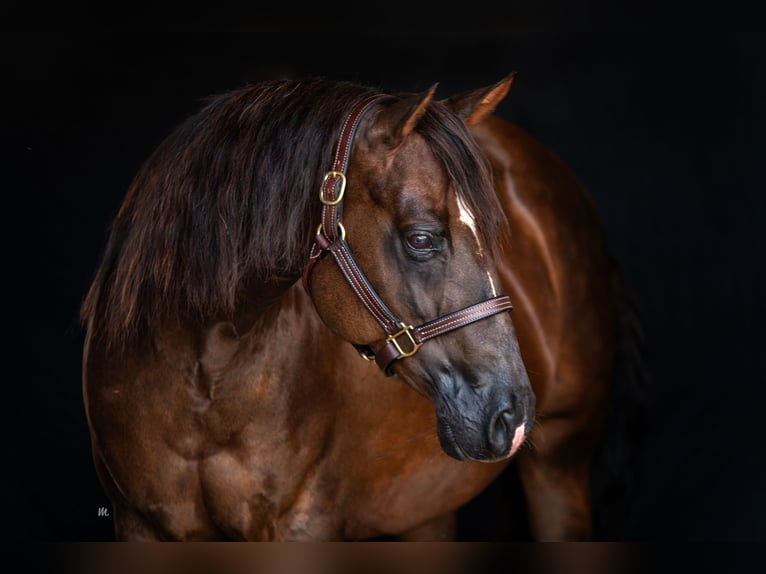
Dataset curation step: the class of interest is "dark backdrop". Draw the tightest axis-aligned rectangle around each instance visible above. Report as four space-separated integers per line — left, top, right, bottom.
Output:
4 7 764 542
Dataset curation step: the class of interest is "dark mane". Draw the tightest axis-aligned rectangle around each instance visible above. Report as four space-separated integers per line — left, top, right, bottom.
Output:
81 78 377 349
80 78 507 350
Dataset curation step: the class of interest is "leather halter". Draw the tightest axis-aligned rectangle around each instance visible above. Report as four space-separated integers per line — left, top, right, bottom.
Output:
302 94 514 376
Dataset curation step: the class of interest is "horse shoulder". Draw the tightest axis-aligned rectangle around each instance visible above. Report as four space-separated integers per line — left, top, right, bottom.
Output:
83 324 224 539
84 314 327 540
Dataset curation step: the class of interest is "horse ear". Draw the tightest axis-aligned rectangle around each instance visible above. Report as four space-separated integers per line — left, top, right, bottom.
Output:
442 73 516 126
369 84 438 148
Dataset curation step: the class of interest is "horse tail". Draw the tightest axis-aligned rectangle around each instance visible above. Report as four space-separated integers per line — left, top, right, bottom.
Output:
590 260 652 540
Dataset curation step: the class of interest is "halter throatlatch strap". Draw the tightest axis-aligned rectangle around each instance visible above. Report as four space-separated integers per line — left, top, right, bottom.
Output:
302 94 514 376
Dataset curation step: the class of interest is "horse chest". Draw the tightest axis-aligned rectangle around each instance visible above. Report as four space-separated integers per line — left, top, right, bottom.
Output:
197 374 506 540
200 435 505 540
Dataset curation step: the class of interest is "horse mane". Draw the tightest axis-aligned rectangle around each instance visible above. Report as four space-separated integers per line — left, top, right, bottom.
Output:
80 78 508 351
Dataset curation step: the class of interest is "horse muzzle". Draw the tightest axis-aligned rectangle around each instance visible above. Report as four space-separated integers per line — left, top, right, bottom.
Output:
435 383 535 462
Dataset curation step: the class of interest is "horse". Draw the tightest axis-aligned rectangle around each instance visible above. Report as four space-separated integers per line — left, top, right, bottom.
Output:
80 75 648 541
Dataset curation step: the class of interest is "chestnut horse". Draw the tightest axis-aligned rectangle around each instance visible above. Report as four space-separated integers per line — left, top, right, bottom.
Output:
80 76 647 541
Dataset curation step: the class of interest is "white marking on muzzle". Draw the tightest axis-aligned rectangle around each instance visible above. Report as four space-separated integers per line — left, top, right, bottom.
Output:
509 424 526 456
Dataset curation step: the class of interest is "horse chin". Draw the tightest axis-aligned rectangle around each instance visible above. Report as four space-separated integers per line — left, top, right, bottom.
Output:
435 418 506 463
436 421 469 461
436 414 528 463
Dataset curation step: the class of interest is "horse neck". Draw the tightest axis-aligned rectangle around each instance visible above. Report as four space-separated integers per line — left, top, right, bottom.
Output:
229 275 303 336
197 279 331 390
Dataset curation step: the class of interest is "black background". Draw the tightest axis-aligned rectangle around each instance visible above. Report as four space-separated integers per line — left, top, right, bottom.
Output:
4 3 764 543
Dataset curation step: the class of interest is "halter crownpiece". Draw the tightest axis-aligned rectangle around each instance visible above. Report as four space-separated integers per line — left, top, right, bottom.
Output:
302 94 514 376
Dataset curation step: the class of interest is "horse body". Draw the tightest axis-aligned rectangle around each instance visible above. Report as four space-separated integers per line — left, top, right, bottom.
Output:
85 284 507 540
82 77 639 541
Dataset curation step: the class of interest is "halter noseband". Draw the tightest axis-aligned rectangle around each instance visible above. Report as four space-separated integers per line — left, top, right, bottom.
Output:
302 94 513 376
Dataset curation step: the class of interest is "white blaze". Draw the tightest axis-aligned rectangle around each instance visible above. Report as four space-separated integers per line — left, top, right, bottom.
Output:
456 195 497 296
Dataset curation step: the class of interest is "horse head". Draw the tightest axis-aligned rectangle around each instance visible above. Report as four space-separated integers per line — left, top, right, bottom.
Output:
305 76 535 462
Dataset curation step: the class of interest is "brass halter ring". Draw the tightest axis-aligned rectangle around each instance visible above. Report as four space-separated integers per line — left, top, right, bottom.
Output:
316 221 346 241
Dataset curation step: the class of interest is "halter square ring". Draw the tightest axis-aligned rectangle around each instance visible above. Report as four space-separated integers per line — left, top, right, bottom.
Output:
387 322 423 358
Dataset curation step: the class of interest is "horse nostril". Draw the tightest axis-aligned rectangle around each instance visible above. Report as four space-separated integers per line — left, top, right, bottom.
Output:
488 409 514 456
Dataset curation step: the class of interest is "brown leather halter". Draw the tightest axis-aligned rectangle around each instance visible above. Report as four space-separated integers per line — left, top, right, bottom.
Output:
302 94 514 376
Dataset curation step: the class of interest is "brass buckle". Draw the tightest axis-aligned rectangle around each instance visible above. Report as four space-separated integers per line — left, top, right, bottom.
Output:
387 323 422 358
319 171 346 205
316 221 346 241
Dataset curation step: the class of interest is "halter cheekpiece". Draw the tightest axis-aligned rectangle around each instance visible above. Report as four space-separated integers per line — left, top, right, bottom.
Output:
302 94 514 376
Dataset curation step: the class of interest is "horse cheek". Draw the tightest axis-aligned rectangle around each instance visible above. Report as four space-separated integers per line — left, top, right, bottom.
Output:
306 256 382 345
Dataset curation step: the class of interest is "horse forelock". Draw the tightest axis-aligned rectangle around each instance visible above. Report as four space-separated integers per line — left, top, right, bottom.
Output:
81 78 379 350
416 103 509 257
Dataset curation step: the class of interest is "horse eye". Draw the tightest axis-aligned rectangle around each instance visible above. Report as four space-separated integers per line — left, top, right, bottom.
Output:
406 233 434 251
